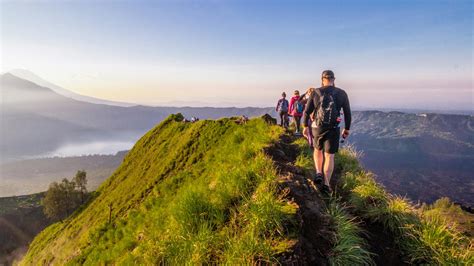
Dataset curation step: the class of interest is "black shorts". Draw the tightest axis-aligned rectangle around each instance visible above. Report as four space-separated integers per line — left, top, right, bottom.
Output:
312 127 340 154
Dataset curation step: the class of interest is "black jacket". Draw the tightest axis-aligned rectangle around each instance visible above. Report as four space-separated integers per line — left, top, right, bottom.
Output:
302 86 352 130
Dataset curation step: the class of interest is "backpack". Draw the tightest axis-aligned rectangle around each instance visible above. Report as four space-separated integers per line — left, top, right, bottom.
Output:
279 99 289 111
314 88 339 128
296 100 304 113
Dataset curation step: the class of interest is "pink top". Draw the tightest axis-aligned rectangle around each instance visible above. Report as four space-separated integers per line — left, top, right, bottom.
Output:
289 95 303 117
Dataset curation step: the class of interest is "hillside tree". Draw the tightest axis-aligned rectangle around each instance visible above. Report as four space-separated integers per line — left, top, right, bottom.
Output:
42 175 85 221
74 170 88 203
42 181 68 221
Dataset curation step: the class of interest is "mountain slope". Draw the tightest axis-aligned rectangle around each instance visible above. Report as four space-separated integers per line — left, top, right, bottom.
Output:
20 115 297 264
0 73 164 161
19 115 473 265
349 111 474 207
6 69 135 107
1 73 274 162
0 193 50 265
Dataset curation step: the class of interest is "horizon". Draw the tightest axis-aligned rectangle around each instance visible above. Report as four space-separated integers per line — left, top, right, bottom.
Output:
1 0 472 110
2 69 473 115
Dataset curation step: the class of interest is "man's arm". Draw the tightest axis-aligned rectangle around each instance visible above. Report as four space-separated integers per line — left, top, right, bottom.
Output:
298 93 306 102
342 91 351 130
302 96 315 127
276 99 280 111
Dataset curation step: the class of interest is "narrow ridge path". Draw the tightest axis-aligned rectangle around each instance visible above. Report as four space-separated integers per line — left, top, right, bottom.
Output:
268 131 409 265
265 134 334 265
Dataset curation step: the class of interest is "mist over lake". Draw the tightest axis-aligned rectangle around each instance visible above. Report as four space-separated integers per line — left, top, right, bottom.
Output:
37 140 135 158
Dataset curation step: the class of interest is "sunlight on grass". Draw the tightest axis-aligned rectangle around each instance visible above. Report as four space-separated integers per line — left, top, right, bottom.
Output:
326 201 375 266
21 115 298 265
336 148 474 265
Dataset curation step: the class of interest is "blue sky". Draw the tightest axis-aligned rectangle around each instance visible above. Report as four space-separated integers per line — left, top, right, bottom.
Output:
1 0 472 109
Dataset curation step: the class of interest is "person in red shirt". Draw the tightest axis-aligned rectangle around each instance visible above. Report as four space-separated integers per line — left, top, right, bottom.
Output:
289 90 304 134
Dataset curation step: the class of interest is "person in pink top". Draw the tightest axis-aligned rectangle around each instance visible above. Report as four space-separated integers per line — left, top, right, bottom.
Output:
289 90 304 134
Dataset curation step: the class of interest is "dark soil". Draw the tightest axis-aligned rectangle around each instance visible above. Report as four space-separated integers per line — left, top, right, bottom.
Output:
265 134 335 265
361 221 410 266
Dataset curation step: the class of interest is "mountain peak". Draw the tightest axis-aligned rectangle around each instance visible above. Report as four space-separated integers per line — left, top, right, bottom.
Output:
5 69 136 107
1 72 53 92
1 72 21 80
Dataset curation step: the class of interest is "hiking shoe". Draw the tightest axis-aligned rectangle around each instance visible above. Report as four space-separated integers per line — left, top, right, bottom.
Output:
314 173 324 186
320 185 333 197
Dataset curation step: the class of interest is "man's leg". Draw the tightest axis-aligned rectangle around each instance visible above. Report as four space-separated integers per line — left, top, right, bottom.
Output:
313 148 324 174
279 112 284 126
323 128 340 187
323 153 335 186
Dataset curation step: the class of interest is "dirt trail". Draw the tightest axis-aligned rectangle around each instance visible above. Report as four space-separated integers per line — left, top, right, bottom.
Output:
266 132 408 265
265 134 334 265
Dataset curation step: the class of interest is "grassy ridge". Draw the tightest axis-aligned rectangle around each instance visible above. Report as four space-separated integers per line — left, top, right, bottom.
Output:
293 138 375 265
21 114 472 265
294 137 473 265
336 147 474 265
21 114 297 265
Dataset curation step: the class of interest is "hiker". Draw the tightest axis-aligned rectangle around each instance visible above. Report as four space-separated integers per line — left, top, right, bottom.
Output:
299 88 316 148
302 70 351 195
276 92 289 128
289 90 304 134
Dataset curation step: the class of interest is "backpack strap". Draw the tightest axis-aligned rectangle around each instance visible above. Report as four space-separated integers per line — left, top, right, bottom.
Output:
313 88 323 108
310 88 322 122
314 88 322 98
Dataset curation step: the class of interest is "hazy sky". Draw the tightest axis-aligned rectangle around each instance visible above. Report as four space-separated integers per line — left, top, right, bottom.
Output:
1 0 472 109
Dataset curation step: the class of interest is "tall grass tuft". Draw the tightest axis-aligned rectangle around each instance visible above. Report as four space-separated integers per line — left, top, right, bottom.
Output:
294 139 375 266
327 200 375 266
336 147 474 265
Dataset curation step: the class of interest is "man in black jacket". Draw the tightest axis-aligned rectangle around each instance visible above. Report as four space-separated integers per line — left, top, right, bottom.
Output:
302 70 351 195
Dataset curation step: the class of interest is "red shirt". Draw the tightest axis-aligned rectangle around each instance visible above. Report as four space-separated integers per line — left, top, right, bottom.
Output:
289 95 303 117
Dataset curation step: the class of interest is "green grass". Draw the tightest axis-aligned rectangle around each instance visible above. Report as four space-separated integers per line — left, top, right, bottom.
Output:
293 138 374 265
421 197 474 236
326 201 374 266
21 114 297 265
21 116 473 265
336 148 474 265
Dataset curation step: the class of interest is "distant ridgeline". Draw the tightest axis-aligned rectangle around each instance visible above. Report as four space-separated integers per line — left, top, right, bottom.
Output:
2 73 473 208
349 111 474 208
20 114 472 265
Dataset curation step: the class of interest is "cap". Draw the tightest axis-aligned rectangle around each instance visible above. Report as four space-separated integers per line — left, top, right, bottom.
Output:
322 70 335 79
